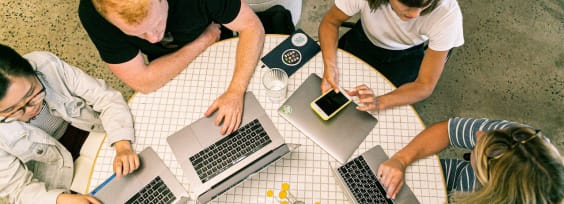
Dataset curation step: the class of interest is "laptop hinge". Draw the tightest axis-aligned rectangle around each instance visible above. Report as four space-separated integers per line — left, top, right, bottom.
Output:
197 144 290 203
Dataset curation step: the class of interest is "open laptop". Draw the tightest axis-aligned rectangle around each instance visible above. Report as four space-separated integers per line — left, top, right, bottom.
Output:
167 91 296 203
331 145 419 204
91 147 189 204
278 73 377 163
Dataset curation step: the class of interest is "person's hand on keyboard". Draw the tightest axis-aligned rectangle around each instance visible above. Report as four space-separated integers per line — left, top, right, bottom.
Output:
113 140 140 179
377 157 407 199
204 90 244 135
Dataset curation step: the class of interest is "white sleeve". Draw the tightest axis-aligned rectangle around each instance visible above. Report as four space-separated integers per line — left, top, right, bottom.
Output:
26 51 135 145
0 122 65 204
56 53 135 145
334 0 364 16
427 1 464 51
0 150 64 204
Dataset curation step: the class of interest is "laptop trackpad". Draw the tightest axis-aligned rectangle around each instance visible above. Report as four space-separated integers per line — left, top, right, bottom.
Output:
191 116 223 147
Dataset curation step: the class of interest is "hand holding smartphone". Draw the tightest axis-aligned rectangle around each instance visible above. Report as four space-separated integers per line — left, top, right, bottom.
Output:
310 88 353 120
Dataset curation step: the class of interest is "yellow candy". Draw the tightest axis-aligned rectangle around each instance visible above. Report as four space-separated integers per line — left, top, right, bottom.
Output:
281 182 290 191
315 202 321 204
281 201 289 204
278 190 288 199
266 189 274 197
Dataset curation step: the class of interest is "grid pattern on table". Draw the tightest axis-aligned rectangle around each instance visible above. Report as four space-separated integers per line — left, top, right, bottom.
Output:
89 36 447 204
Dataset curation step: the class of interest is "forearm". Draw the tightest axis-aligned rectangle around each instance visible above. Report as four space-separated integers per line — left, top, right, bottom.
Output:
132 34 216 93
391 121 450 166
319 14 342 72
226 24 264 94
377 49 447 110
377 80 435 110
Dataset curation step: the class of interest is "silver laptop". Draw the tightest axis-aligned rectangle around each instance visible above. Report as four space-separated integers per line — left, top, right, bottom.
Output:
91 147 189 204
331 145 419 204
167 91 295 203
279 73 377 163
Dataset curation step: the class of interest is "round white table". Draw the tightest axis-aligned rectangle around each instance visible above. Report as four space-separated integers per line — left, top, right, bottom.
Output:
88 35 447 204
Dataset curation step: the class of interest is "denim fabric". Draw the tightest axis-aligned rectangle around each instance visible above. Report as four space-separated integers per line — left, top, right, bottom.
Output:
0 51 134 204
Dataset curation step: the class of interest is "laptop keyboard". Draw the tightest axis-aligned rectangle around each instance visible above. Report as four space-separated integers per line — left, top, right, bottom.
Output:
190 119 272 182
125 176 176 204
337 156 393 204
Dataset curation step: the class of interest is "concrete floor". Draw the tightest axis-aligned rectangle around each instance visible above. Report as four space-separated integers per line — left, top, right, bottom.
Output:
297 0 563 156
0 0 561 200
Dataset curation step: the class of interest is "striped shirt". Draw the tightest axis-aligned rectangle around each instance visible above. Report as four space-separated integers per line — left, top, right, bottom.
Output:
441 117 525 195
30 101 68 140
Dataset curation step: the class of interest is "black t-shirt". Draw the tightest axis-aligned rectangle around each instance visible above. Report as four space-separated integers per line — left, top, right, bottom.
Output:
79 0 241 64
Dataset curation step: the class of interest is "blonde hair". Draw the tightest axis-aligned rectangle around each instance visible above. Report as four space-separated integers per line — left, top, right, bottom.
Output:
91 0 151 25
454 127 564 204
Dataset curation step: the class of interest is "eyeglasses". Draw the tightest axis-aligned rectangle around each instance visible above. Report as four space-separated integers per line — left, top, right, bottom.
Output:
485 127 549 179
0 77 46 123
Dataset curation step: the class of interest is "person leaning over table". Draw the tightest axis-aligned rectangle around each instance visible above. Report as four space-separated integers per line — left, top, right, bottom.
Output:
350 86 564 203
79 0 265 135
376 116 564 203
319 0 463 111
0 44 140 204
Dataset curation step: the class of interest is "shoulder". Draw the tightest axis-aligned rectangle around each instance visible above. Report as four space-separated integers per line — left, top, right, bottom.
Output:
438 0 462 9
22 51 61 69
22 51 82 83
335 0 370 16
0 122 29 149
335 0 367 6
200 0 241 23
428 0 462 17
78 0 99 18
78 0 120 36
200 0 241 12
448 117 528 132
78 0 100 23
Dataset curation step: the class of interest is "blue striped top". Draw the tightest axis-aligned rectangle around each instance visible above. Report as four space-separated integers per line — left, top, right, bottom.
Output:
441 117 524 195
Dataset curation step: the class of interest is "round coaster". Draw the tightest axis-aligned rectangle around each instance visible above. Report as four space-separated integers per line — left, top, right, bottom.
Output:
291 33 308 47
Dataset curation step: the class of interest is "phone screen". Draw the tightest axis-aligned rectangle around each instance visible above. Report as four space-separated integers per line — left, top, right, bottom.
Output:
315 91 350 116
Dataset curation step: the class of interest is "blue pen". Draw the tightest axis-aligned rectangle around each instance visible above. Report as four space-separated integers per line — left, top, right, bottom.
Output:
90 173 116 195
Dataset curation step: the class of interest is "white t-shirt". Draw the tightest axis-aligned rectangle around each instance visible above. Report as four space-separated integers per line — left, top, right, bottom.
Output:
335 0 464 51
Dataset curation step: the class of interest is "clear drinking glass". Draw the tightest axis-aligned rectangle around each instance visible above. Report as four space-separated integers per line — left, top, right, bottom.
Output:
262 68 288 102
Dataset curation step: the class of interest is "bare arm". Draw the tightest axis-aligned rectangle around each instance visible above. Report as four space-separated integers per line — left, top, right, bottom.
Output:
107 24 221 94
377 120 450 199
376 49 448 110
203 1 265 135
319 5 351 93
221 1 264 97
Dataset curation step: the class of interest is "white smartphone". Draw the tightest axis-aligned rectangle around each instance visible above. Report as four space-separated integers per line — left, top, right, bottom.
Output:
310 88 353 120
